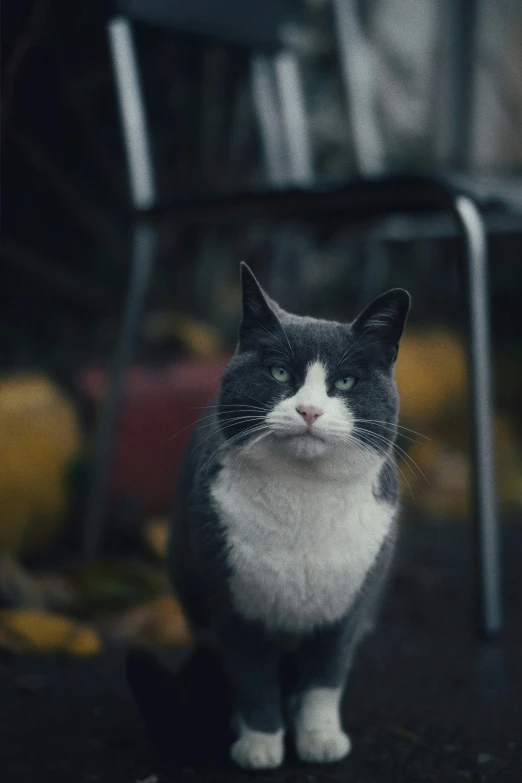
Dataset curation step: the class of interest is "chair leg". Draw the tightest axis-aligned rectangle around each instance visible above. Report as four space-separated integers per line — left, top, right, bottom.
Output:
332 0 384 175
251 55 289 187
452 194 502 637
83 17 156 558
271 52 313 305
273 51 313 187
250 53 305 306
83 224 155 558
106 17 155 208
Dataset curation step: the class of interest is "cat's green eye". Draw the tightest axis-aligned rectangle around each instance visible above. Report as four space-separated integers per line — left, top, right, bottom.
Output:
271 366 291 383
335 376 356 391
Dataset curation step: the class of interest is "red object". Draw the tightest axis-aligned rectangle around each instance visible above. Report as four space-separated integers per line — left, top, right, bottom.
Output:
79 358 230 514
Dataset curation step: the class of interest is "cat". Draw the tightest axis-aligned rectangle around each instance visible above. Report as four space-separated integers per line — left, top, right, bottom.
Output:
168 263 411 770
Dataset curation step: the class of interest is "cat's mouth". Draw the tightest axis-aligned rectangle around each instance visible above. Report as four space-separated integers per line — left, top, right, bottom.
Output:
275 427 330 460
284 428 325 443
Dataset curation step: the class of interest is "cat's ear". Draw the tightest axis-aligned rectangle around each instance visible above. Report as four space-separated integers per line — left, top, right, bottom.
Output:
239 262 281 349
351 288 411 362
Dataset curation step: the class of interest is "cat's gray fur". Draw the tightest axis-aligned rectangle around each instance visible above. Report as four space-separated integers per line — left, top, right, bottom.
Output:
168 263 410 769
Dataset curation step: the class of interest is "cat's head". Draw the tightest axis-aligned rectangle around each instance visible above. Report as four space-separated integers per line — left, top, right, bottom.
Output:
218 264 410 467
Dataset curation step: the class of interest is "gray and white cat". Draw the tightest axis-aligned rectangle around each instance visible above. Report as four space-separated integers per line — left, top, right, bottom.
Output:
168 263 411 770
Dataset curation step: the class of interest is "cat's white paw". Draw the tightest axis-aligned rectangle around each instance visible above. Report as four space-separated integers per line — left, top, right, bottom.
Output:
296 727 351 764
230 730 284 770
294 687 350 763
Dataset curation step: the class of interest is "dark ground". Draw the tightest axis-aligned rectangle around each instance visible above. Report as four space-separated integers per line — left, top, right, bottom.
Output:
2 524 521 783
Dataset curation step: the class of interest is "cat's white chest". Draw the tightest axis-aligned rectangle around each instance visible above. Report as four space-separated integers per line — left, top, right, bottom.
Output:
210 457 393 632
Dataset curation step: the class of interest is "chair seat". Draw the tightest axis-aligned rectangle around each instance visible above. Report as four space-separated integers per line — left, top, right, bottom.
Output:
117 0 292 50
141 173 522 228
447 173 522 213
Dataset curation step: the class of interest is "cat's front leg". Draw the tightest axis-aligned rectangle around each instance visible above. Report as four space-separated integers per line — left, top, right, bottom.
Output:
292 620 357 764
294 685 351 763
293 535 395 764
230 718 284 770
217 617 284 770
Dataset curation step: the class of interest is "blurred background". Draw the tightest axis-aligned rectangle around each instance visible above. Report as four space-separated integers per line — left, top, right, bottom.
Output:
1 0 521 655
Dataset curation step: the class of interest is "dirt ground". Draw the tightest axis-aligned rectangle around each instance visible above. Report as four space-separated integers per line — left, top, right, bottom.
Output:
2 524 521 783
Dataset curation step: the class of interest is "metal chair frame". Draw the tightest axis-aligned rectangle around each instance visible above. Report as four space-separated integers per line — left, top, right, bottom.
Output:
83 13 505 639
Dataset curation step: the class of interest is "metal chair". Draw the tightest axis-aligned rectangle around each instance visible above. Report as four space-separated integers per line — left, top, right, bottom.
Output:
84 0 513 638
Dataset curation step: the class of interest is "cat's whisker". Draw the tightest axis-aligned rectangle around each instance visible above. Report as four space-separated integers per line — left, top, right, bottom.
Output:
353 427 429 485
224 426 272 474
191 395 278 411
229 429 272 473
258 316 295 359
352 424 423 447
265 346 294 363
192 409 268 426
201 419 268 450
278 323 295 358
328 431 396 496
316 426 353 437
369 433 429 485
198 423 271 477
343 428 397 469
322 419 430 474
187 403 272 412
196 427 252 476
189 416 269 454
337 336 383 367
353 419 430 441
352 430 414 497
336 330 367 365
195 414 267 430
325 416 428 443
258 323 294 361
354 440 396 496
168 411 268 442
331 432 376 465
366 442 413 499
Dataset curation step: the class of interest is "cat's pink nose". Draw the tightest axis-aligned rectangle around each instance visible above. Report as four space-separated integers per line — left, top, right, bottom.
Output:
296 405 323 426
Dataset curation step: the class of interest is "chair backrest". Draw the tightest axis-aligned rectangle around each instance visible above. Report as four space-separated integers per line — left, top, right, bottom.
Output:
116 0 292 51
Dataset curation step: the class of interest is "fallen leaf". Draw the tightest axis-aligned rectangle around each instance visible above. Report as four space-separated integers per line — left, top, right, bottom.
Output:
67 562 165 613
0 374 81 557
395 330 466 424
143 312 221 358
0 608 101 655
387 722 422 744
108 595 191 647
144 518 169 560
